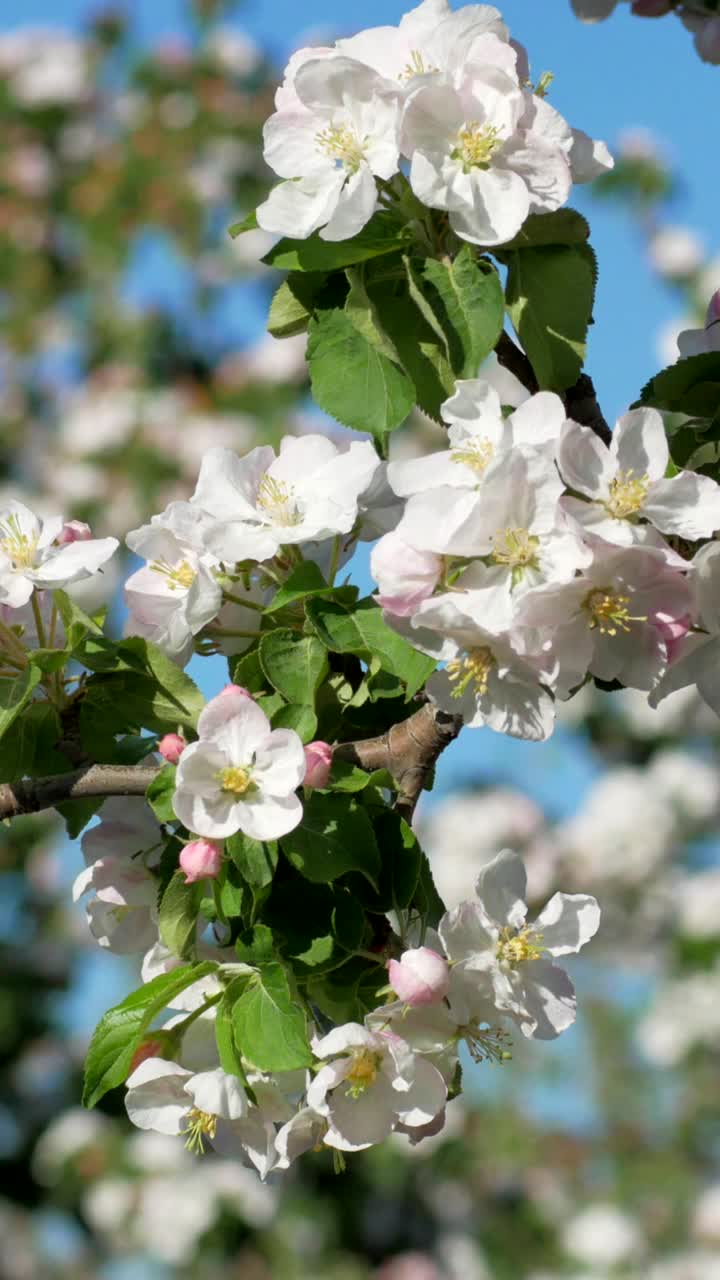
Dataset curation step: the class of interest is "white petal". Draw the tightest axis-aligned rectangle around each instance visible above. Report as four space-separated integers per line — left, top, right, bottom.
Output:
557 420 613 498
392 1057 447 1128
534 893 600 956
320 165 378 241
252 729 306 794
232 791 303 841
197 693 271 754
509 392 567 446
645 472 720 539
449 166 531 247
186 1068 248 1121
515 960 576 1040
125 1059 192 1135
611 407 668 482
475 849 528 929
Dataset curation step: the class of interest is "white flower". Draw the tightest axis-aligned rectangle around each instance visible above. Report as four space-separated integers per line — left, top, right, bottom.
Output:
73 853 158 954
125 1059 249 1153
649 225 704 279
371 531 442 616
438 849 600 1039
0 499 117 608
517 545 693 697
124 523 222 665
257 56 402 241
191 437 380 564
558 408 720 550
307 1023 447 1152
173 687 305 840
562 1203 644 1268
651 541 720 716
407 588 556 740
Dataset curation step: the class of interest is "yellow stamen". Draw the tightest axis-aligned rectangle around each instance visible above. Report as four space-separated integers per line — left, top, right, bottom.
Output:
150 559 197 591
0 514 38 570
451 438 495 476
184 1107 217 1155
491 526 541 572
604 469 649 520
496 925 544 967
219 765 254 795
583 588 646 637
316 124 367 174
345 1049 382 1098
256 474 302 527
453 122 502 173
398 49 438 80
446 647 495 700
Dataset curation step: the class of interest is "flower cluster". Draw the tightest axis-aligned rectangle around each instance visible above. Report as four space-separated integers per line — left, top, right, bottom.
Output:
120 850 597 1170
372 373 720 740
256 0 612 246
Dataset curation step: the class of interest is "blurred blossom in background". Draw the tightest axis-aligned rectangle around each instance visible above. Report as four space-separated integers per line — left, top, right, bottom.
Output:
2 0 720 1277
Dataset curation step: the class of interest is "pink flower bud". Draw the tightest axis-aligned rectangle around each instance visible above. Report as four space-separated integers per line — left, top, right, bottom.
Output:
179 838 223 884
631 0 672 16
387 947 450 1007
129 1033 173 1074
303 741 333 789
219 683 253 699
57 520 93 545
158 733 186 765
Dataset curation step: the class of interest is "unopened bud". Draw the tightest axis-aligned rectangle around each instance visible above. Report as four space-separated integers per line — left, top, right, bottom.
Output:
158 733 186 765
219 683 253 699
387 947 450 1007
57 520 93 545
129 1032 174 1074
179 838 223 884
303 741 333 789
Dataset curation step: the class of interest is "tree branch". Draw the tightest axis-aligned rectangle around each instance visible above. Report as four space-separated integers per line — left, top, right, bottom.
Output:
0 704 462 825
495 331 611 446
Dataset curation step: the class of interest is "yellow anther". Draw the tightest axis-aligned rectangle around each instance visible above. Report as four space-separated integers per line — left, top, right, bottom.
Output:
491 526 541 571
496 925 544 967
452 122 502 173
316 124 367 174
604 469 649 520
451 437 495 476
150 559 197 591
219 765 254 795
446 647 495 700
256 474 302 527
346 1049 382 1098
398 48 438 80
0 514 38 570
583 588 646 637
184 1107 217 1155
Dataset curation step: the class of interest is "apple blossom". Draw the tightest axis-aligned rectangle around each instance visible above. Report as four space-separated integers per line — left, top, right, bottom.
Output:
371 531 442 617
303 741 333 789
387 947 450 1006
307 1023 447 1152
158 733 186 764
124 522 222 666
557 408 720 549
651 541 720 717
0 499 117 608
179 839 223 884
173 687 305 840
125 1060 249 1154
438 849 600 1039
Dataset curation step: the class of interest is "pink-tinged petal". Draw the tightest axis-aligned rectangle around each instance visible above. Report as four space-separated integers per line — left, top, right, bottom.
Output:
651 635 720 716
514 960 576 1040
645 472 720 539
253 729 306 794
557 420 613 499
611 407 668 481
476 849 528 930
197 692 271 754
533 893 600 956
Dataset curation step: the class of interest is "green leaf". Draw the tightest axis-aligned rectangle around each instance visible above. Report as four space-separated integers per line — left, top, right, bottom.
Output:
80 639 204 747
215 977 252 1078
271 702 318 742
219 860 250 920
0 667 42 743
307 308 415 443
146 764 176 824
413 854 446 930
264 560 333 614
82 962 216 1108
280 792 381 888
54 589 104 651
262 212 407 272
0 700 62 783
422 247 504 378
259 628 328 705
374 810 422 910
367 268 455 422
328 760 393 793
57 797 104 839
498 208 591 251
505 244 596 391
230 647 269 695
229 209 258 237
227 833 278 890
345 264 402 362
158 871 203 959
268 272 325 339
306 597 435 699
636 353 720 417
232 961 312 1072
117 638 205 729
307 958 386 1025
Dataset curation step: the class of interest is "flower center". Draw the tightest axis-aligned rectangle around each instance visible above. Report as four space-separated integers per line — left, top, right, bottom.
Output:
583 588 646 636
496 925 544 967
491 526 541 573
150 559 197 591
452 122 502 173
219 765 254 795
184 1107 217 1155
0 515 38 570
256 474 302 527
446 646 495 699
345 1049 382 1098
316 124 367 174
604 469 649 520
451 438 495 476
398 48 438 81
